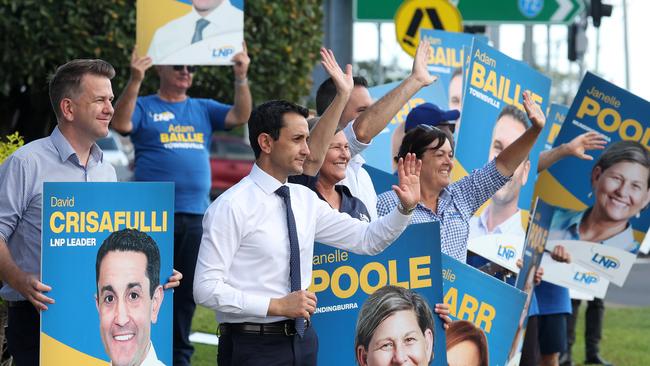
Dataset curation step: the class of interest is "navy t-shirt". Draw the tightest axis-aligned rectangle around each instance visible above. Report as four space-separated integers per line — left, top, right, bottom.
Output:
289 174 371 222
130 95 230 214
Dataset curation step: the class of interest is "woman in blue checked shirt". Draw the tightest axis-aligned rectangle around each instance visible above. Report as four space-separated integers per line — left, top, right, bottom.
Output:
377 92 546 262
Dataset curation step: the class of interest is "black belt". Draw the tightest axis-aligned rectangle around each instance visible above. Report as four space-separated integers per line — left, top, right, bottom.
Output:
6 300 31 308
219 320 310 337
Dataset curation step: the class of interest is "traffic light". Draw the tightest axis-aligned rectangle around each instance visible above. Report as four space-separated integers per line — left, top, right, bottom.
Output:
568 21 588 61
590 0 613 27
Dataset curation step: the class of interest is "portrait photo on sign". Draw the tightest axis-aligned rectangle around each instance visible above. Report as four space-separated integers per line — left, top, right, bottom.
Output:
137 0 245 65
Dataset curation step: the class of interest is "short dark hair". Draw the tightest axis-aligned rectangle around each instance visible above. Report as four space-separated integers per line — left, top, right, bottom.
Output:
593 140 650 187
446 320 489 366
355 286 435 363
396 125 452 162
316 76 368 116
496 104 530 130
451 67 463 80
248 100 309 159
96 229 161 298
49 59 115 120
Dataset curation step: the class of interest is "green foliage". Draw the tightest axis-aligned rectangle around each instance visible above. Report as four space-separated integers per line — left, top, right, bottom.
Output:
0 132 24 163
0 0 324 137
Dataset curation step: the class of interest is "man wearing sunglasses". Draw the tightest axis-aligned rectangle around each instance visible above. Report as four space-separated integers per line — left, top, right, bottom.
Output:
111 46 251 366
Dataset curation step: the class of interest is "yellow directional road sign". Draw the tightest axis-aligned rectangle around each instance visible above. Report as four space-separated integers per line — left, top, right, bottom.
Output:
395 0 463 57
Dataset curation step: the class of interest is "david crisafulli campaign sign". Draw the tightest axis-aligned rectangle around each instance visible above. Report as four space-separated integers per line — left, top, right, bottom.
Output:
136 0 244 65
458 40 551 270
41 182 174 365
535 72 650 297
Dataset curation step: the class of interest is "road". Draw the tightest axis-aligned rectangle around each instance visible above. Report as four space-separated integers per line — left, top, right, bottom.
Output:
606 257 650 307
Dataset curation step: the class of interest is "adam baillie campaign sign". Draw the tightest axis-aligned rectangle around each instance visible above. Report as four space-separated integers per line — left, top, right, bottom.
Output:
41 182 174 365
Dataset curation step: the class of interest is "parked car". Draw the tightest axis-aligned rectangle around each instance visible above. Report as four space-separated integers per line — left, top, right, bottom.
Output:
210 135 255 199
97 130 133 181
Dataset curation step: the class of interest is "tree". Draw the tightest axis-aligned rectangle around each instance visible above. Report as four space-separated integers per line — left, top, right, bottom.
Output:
0 0 324 141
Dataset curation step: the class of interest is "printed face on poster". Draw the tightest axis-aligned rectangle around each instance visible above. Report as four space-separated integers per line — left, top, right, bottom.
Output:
536 72 650 254
136 0 244 65
41 182 174 366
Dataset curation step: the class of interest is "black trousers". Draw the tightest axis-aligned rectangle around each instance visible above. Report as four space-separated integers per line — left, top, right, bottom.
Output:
173 213 204 366
567 298 605 359
520 315 541 366
217 326 319 366
6 303 39 366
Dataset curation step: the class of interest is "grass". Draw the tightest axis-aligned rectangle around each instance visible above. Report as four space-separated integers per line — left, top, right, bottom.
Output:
188 305 650 366
569 305 650 366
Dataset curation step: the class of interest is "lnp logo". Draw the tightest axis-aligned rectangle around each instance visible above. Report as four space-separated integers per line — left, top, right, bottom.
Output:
518 0 543 18
497 245 517 260
213 46 235 58
573 271 599 285
152 111 175 122
591 253 620 270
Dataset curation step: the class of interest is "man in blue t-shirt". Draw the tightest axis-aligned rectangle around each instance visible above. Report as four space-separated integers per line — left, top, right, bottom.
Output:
111 47 252 366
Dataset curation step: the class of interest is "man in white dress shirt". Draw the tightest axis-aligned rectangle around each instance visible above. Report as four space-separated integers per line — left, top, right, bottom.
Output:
194 100 422 365
147 0 244 64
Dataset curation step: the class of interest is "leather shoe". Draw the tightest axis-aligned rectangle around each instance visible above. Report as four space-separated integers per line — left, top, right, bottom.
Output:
585 354 613 366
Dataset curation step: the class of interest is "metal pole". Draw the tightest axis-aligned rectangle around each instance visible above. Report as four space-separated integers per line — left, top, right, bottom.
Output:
377 22 384 84
595 27 600 74
546 25 551 72
622 0 630 89
523 25 534 66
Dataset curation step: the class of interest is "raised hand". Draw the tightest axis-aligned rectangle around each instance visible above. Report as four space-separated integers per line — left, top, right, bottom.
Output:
522 91 545 130
232 41 250 81
565 131 608 160
130 47 153 83
410 40 438 87
320 47 353 97
393 153 422 212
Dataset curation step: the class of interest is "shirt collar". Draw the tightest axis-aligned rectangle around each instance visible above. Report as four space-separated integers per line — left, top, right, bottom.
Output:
477 208 523 235
249 164 284 195
50 126 105 165
565 208 635 245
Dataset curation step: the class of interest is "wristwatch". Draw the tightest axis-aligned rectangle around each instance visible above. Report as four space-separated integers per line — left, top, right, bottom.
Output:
397 203 415 215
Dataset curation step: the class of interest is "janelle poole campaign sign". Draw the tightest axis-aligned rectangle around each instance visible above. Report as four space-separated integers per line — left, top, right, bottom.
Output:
457 40 551 264
310 223 447 365
419 29 488 109
441 254 526 366
536 71 650 263
362 81 448 173
41 182 174 365
544 103 569 150
507 198 554 366
137 0 245 65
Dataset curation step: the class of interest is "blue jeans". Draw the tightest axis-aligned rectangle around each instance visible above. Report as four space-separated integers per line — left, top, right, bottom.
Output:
173 213 204 366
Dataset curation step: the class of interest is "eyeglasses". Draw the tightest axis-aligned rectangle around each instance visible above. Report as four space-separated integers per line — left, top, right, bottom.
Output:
172 65 197 73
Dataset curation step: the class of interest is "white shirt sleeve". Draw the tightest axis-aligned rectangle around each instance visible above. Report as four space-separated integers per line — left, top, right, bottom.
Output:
193 199 270 317
343 119 371 158
314 198 411 255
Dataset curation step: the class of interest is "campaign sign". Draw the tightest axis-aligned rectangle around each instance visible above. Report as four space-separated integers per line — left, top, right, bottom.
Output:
454 39 551 216
539 254 609 298
442 254 526 366
137 0 244 65
362 81 448 173
310 223 447 365
536 72 650 254
545 103 569 150
41 182 174 365
466 233 525 273
545 239 635 286
420 29 489 108
506 198 554 366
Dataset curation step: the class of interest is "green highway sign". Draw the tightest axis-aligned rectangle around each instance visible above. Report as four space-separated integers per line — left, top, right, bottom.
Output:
355 0 584 25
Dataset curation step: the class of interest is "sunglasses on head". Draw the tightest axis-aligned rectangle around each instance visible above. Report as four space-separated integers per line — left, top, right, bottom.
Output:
172 65 197 73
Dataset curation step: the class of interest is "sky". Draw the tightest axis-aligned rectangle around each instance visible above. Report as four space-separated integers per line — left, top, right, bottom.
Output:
353 0 650 102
